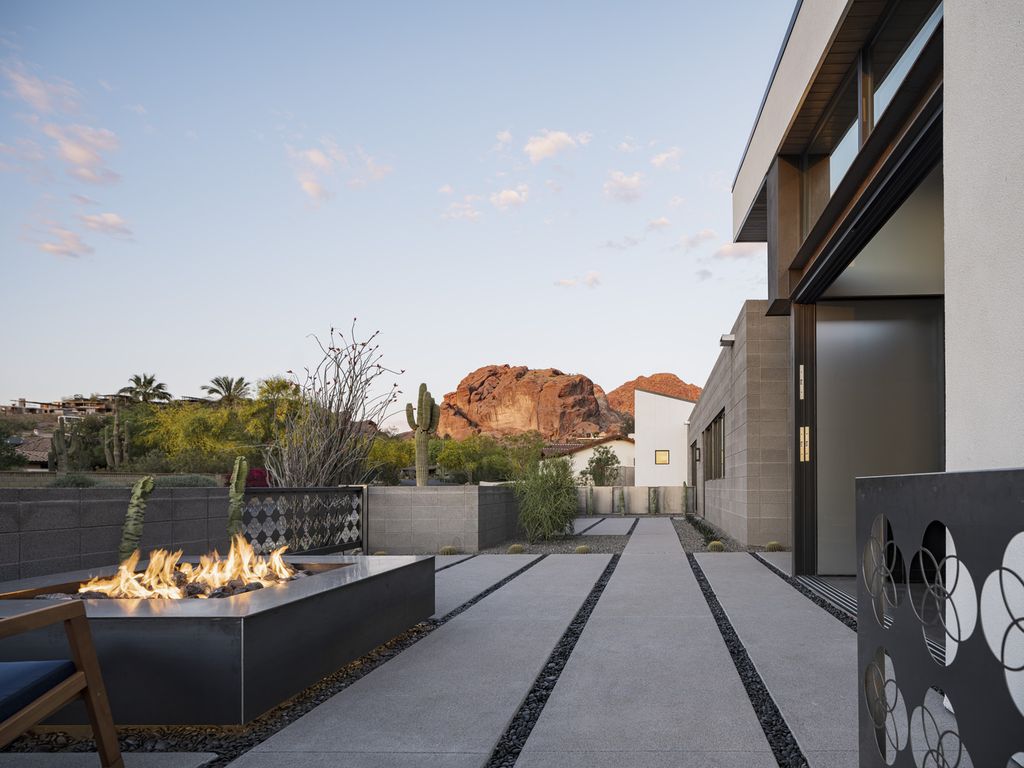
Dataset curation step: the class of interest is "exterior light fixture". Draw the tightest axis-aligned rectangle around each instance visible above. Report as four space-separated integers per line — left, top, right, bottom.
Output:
720 334 735 347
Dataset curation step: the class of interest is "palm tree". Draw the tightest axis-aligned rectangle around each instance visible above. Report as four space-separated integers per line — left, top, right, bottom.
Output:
257 376 299 401
119 373 172 403
202 376 253 405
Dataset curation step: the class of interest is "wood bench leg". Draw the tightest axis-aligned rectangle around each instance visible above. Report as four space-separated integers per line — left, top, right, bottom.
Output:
65 614 124 768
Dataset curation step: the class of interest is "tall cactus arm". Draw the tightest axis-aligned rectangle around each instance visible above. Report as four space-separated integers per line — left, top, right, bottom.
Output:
119 475 154 563
417 383 429 429
430 402 440 433
227 456 248 537
406 402 417 431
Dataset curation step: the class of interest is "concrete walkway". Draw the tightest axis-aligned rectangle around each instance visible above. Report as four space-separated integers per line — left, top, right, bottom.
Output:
433 554 541 617
581 517 633 535
622 517 683 554
698 553 858 768
230 555 611 768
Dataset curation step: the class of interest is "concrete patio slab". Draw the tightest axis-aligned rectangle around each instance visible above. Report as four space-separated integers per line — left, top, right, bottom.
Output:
230 555 610 768
432 554 541 618
582 517 633 535
758 550 792 573
621 518 683 554
3 754 217 768
518 553 774 765
433 554 474 570
696 553 858 768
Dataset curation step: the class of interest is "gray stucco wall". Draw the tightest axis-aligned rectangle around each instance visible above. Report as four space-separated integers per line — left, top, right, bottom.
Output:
0 488 230 582
366 485 519 554
944 2 1024 472
688 300 792 546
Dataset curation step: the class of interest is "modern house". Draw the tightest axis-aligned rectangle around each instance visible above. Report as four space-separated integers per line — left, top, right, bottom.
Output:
545 436 636 486
633 389 694 487
731 0 1023 577
688 300 792 548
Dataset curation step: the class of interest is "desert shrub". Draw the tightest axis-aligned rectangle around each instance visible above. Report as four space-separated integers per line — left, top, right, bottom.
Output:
507 544 525 554
765 541 785 552
514 458 577 542
707 540 725 552
48 473 99 488
438 545 460 555
579 445 621 487
575 545 591 554
151 474 220 488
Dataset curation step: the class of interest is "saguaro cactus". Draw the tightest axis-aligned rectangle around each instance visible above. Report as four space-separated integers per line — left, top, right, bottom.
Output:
406 383 440 487
119 475 154 563
227 456 248 537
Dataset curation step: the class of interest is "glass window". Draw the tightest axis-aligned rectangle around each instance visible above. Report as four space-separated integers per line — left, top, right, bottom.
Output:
872 0 943 122
804 73 859 223
655 450 670 465
702 411 726 481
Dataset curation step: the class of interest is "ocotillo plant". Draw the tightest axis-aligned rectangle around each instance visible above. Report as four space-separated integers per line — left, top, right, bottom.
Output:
406 383 440 487
119 475 154 563
227 456 248 537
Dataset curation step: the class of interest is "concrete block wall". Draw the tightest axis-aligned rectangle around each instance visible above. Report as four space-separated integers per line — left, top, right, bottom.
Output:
366 486 519 554
575 486 685 515
689 299 793 546
0 488 230 582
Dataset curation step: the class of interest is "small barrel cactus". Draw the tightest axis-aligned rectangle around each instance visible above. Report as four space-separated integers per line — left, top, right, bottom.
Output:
371 550 388 555
575 544 592 554
439 545 460 556
507 544 525 554
765 541 785 552
707 540 725 552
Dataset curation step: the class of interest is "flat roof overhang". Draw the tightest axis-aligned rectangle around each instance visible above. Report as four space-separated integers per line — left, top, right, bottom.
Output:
733 0 898 242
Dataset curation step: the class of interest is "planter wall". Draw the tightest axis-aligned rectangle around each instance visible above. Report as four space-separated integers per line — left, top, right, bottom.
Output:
576 485 686 516
366 485 520 554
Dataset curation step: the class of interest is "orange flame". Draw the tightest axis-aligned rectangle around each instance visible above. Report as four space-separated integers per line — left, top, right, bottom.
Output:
79 535 295 599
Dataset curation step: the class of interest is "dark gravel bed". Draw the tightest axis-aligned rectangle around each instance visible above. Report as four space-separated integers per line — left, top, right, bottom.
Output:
686 553 808 768
479 535 627 555
751 552 857 632
485 554 620 767
5 556 548 766
677 515 746 552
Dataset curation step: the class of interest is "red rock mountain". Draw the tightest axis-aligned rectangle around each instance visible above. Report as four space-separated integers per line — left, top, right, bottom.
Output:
438 365 624 441
605 373 703 417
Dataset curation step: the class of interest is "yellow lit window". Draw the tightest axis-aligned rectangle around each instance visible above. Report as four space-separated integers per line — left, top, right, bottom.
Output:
654 450 670 465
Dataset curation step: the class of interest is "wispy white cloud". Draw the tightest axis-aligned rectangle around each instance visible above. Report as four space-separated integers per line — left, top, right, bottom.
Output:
678 228 716 251
617 138 640 153
39 226 92 258
696 268 713 281
2 62 79 113
437 183 454 195
98 79 115 92
545 179 562 194
603 170 642 202
713 242 766 260
80 212 132 237
0 138 47 180
523 130 584 164
348 149 393 187
555 270 602 289
70 193 98 206
651 146 682 170
490 184 529 210
647 216 671 231
287 139 388 200
494 130 512 151
575 131 593 146
42 123 120 185
442 199 480 222
298 173 329 202
668 195 686 208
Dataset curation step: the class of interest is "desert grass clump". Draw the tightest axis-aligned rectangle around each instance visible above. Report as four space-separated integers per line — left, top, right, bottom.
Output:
438 545 461 556
575 545 592 554
514 457 577 542
48 473 98 488
707 540 725 552
507 544 525 554
765 541 785 552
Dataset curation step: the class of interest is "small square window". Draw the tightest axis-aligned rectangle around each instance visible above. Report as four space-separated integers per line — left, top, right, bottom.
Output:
654 450 670 465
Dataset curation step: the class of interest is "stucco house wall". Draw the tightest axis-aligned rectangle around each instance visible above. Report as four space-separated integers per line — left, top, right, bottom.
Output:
633 390 693 487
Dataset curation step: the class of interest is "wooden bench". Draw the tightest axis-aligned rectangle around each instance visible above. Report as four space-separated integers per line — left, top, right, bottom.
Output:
0 601 123 767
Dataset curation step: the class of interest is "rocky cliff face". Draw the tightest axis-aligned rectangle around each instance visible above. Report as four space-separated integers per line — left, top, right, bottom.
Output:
605 373 703 416
438 365 625 441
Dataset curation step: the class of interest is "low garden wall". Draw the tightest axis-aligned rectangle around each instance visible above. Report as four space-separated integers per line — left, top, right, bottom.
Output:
366 485 520 554
576 485 687 515
0 487 230 581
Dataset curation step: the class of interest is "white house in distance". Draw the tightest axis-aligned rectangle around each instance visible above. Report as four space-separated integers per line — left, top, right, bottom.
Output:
633 389 694 487
547 437 635 485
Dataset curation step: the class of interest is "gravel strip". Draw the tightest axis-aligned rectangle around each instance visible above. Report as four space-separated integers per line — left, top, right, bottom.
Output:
686 553 808 768
4 556 548 766
750 552 857 632
435 554 478 572
479 535 627 555
679 514 746 552
485 554 620 768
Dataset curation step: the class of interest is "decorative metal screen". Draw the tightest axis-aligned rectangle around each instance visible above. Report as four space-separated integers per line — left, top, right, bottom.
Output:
857 469 1024 768
242 487 363 555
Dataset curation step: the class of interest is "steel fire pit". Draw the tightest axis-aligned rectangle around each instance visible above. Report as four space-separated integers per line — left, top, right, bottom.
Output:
0 554 434 725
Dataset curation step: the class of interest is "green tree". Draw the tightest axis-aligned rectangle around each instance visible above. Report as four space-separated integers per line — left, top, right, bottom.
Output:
365 436 415 485
119 373 172 403
436 434 514 483
0 422 27 469
135 401 262 473
500 432 545 478
580 444 621 486
202 376 253 405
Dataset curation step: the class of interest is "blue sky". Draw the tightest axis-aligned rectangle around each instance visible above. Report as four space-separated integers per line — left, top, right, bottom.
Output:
1 1 789 427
